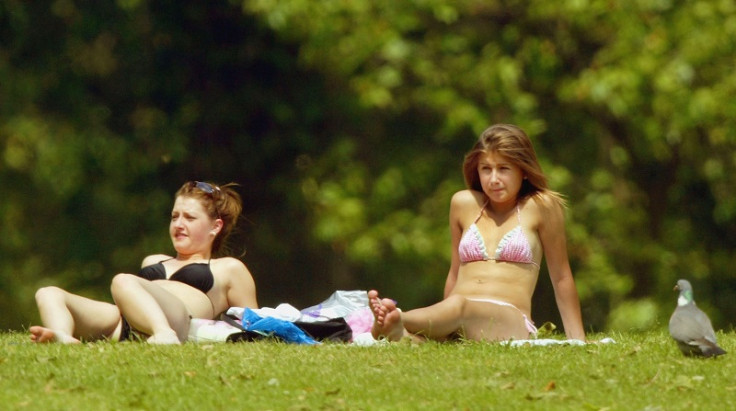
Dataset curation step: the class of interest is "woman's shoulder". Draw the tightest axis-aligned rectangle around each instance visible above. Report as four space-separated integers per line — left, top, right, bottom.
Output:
140 254 171 268
211 256 250 274
211 257 255 289
521 192 566 220
450 190 487 227
451 189 486 209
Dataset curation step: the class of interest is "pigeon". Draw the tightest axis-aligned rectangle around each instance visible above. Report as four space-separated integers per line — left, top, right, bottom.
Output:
668 279 726 358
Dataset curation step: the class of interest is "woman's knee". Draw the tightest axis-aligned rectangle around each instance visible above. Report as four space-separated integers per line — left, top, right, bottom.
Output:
35 286 65 304
110 273 140 295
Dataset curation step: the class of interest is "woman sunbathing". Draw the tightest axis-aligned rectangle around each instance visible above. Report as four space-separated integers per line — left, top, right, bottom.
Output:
370 124 586 342
30 181 258 344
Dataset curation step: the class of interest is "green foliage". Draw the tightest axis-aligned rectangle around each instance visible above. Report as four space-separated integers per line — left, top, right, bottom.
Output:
1 331 735 410
607 298 660 331
2 0 736 333
240 0 736 329
0 0 349 326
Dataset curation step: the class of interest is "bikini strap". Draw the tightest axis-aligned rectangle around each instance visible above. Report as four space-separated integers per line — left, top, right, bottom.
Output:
473 200 489 223
516 204 522 224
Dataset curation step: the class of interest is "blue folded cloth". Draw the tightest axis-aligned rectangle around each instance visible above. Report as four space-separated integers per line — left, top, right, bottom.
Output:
241 308 318 345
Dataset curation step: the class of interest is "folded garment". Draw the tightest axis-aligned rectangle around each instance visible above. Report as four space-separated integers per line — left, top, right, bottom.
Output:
253 303 303 322
235 308 318 345
188 318 244 343
300 290 369 322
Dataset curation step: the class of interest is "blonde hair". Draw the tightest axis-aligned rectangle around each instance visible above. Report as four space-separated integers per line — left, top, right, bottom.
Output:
462 124 565 206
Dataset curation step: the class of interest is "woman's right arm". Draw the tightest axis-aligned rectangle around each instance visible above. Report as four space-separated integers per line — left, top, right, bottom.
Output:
444 192 467 299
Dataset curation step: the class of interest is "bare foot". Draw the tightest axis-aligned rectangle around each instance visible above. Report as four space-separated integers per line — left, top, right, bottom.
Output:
368 290 387 328
147 330 181 345
368 290 406 342
29 326 80 344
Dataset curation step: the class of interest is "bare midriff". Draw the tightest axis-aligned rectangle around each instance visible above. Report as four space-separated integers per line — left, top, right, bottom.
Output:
449 260 539 316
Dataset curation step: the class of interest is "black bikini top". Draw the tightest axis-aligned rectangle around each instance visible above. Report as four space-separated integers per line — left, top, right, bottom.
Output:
137 259 214 294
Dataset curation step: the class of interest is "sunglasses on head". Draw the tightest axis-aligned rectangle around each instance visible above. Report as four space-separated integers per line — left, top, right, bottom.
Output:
190 181 221 199
189 181 222 219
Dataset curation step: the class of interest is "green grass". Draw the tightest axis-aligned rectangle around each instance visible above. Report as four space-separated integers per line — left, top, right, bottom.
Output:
1 330 734 410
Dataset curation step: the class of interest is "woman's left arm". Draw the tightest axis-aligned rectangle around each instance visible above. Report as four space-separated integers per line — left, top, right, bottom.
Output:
222 258 259 309
537 199 586 341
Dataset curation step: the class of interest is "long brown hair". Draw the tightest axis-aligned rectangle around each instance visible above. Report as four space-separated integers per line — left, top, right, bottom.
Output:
462 124 565 205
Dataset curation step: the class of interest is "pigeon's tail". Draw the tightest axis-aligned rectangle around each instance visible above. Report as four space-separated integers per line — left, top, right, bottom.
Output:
698 339 727 358
703 345 727 358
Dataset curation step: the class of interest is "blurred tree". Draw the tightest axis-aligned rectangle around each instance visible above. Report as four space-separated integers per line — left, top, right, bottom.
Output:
2 0 736 334
0 0 360 329
241 0 736 330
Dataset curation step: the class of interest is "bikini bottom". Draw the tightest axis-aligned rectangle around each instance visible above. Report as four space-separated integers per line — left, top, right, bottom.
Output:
118 317 145 342
466 298 538 336
119 317 132 342
118 314 194 342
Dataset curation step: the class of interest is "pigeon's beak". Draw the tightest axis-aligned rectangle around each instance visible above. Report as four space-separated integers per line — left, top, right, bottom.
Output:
674 284 680 291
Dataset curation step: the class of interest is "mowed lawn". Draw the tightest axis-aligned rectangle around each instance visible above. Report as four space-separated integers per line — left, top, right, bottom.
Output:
1 330 733 410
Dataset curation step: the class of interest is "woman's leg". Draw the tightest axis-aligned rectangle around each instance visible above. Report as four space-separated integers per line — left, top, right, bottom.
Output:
110 274 191 344
31 286 122 343
369 291 531 342
458 300 531 341
369 291 465 342
401 294 467 340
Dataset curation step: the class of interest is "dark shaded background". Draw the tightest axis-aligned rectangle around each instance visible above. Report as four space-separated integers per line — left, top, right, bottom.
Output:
2 1 736 334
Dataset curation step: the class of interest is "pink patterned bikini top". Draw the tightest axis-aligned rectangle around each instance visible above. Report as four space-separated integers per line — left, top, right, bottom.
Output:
458 202 539 267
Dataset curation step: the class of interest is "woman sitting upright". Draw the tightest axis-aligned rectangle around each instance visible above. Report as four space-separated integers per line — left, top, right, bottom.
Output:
370 124 585 342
